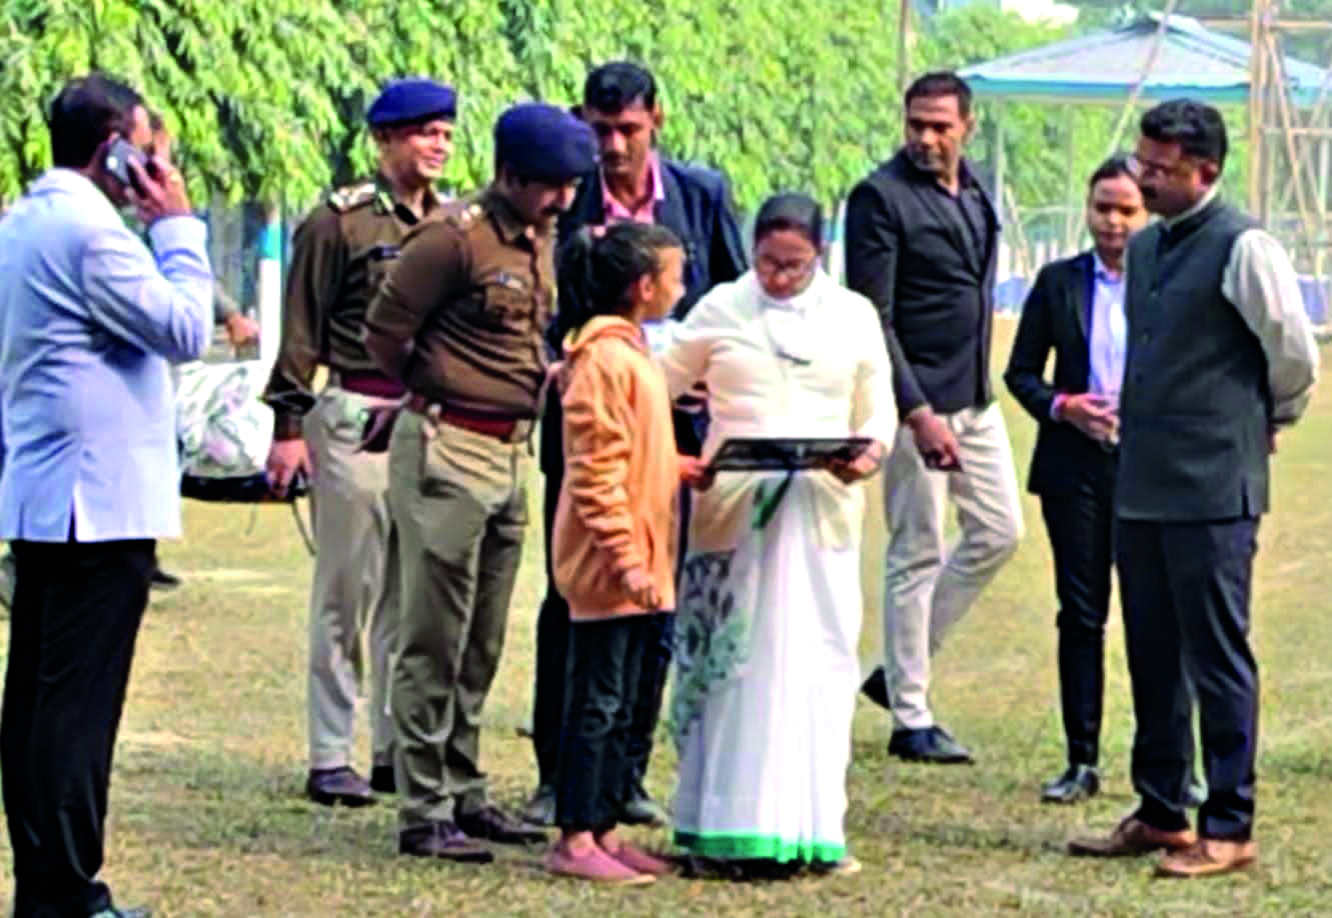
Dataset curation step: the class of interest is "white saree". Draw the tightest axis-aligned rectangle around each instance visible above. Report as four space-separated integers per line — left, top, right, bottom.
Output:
658 270 896 863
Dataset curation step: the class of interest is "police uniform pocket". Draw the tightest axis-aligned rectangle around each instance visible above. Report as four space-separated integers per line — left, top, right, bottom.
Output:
418 419 463 498
418 419 510 505
321 390 370 442
486 286 529 320
365 243 401 295
480 271 533 327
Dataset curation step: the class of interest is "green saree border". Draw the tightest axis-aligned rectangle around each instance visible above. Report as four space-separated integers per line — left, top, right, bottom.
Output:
674 830 846 863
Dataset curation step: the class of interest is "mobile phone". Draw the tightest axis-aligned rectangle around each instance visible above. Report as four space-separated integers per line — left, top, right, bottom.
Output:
103 136 148 193
924 449 963 472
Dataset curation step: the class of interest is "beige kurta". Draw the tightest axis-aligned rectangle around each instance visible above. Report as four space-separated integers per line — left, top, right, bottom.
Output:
658 270 896 553
661 269 897 864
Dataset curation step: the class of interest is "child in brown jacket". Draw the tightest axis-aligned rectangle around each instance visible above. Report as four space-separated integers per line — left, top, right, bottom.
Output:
545 221 701 885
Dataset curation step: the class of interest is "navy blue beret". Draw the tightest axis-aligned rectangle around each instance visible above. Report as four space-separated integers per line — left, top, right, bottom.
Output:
494 103 598 183
366 79 457 127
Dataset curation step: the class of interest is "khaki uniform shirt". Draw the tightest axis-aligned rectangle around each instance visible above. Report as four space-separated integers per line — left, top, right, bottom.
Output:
263 175 437 439
364 187 555 418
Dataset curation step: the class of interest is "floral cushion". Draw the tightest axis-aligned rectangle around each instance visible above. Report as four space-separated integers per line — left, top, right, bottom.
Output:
174 359 273 480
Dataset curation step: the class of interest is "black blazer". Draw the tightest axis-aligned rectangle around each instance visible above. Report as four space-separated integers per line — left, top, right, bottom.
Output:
1003 251 1106 497
542 155 747 472
550 155 748 349
845 149 999 419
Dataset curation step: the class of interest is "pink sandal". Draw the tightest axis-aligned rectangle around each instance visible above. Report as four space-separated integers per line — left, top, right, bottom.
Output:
545 843 655 885
605 840 673 877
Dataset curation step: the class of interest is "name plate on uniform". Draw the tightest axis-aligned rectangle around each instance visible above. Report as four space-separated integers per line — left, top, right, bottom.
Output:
708 437 874 472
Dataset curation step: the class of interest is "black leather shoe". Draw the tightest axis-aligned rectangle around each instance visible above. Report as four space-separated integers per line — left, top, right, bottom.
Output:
520 783 556 827
860 666 891 711
455 803 547 845
150 567 182 591
888 726 973 764
370 764 396 795
305 767 374 807
1041 764 1101 804
620 783 669 827
399 822 494 863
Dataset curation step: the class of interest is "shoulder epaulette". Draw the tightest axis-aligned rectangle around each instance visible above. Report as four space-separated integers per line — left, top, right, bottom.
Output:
441 200 485 231
327 182 376 213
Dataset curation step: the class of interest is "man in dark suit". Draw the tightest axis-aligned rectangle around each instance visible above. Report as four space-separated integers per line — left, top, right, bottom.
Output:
846 71 1024 764
1004 156 1148 803
523 60 747 826
1069 100 1317 878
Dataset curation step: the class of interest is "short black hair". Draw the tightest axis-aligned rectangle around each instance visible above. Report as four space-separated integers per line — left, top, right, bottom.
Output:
904 71 972 118
583 61 657 114
1140 99 1228 172
1088 154 1134 191
47 73 144 169
754 192 824 248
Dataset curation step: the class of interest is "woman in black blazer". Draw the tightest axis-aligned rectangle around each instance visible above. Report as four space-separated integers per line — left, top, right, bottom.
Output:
1004 156 1148 804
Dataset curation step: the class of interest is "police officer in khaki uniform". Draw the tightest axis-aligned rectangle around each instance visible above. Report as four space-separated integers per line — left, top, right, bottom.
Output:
263 79 458 807
365 103 597 862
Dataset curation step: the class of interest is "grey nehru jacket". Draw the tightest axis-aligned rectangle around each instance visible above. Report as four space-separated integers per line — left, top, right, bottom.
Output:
1116 188 1318 523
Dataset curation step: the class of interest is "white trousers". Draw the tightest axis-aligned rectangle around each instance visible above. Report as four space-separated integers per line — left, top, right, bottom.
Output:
880 403 1024 730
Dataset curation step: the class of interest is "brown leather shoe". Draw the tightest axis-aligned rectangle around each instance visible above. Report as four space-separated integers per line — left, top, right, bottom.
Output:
1068 816 1197 858
1156 838 1257 878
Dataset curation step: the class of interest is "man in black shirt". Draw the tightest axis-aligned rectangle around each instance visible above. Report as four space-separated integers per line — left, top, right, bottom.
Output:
846 71 1024 764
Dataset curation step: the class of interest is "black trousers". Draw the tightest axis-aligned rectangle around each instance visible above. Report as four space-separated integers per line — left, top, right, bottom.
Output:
1117 517 1259 840
532 395 696 790
1039 449 1116 767
531 417 569 787
2 539 156 918
555 616 649 832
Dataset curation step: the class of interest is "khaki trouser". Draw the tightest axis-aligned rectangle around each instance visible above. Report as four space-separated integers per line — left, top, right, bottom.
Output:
881 402 1025 730
303 387 401 771
387 410 531 829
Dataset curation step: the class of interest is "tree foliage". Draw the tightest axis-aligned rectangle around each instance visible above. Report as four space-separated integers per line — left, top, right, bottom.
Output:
1 0 368 205
0 0 1262 217
0 0 905 209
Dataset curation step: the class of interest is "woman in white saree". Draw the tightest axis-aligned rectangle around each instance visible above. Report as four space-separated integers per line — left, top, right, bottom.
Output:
660 193 896 878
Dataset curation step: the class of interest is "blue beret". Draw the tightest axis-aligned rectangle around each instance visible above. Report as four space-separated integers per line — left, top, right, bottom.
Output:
367 79 457 127
494 103 598 184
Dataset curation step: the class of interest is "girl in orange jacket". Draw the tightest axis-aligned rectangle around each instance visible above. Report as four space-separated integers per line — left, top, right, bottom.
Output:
546 221 703 885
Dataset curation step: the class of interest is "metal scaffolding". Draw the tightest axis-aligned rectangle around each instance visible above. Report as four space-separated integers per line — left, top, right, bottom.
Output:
1214 2 1332 276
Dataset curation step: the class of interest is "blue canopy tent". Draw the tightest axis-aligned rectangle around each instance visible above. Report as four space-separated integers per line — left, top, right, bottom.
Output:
957 12 1332 321
961 12 1328 107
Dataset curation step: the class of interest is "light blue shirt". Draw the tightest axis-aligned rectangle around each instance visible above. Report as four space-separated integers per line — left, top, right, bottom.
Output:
0 169 212 542
1088 253 1127 399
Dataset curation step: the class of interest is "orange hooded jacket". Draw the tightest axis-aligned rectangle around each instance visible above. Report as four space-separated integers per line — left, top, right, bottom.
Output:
552 316 680 620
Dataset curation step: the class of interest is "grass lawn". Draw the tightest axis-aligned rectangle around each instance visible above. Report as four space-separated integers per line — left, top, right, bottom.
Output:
3 321 1332 915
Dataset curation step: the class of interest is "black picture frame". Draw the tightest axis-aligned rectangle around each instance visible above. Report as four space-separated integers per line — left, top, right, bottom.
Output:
707 436 875 472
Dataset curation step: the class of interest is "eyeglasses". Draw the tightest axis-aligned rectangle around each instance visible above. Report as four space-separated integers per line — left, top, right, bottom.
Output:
755 254 818 281
1126 153 1195 181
